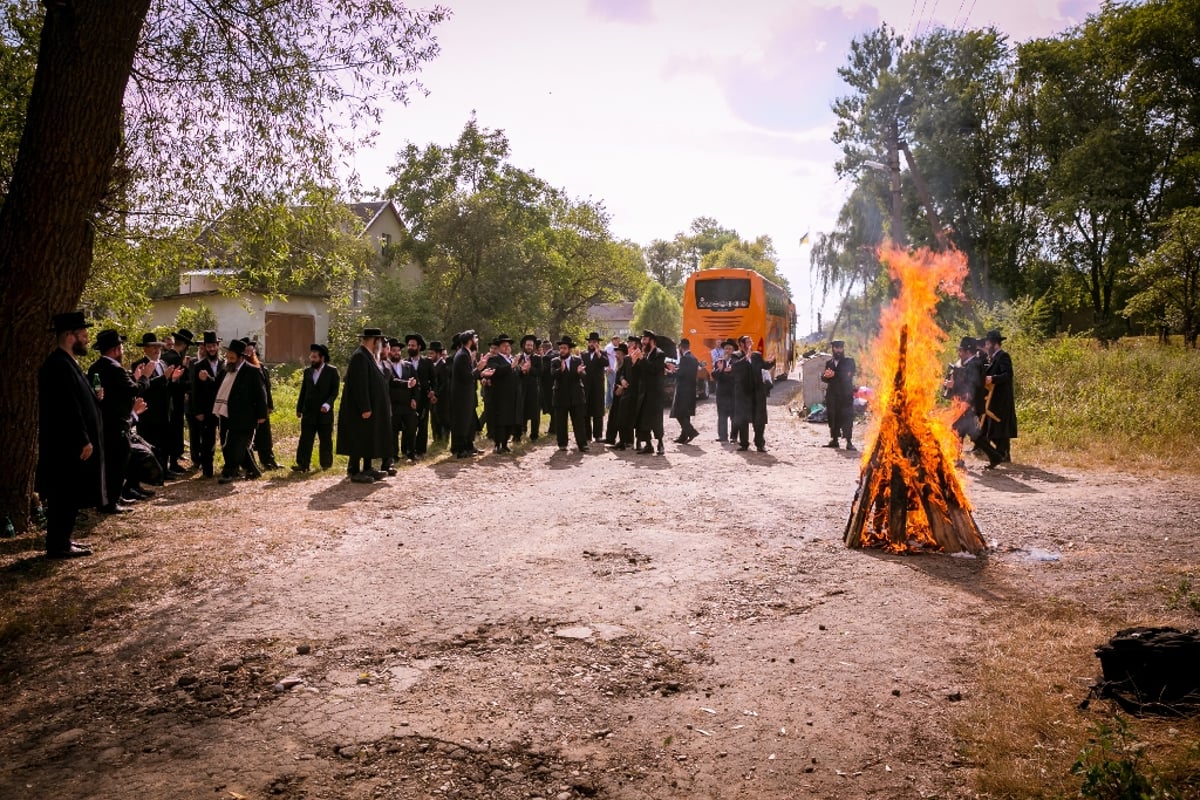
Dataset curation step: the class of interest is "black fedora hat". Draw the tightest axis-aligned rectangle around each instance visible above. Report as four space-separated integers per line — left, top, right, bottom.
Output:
520 334 537 347
984 329 1006 343
641 329 657 341
495 333 514 345
174 328 195 345
405 333 427 350
958 336 977 350
558 335 575 348
360 327 383 339
200 330 221 345
93 329 125 352
722 338 737 348
428 340 444 352
49 310 93 333
310 343 330 360
587 331 601 341
226 338 248 356
615 342 628 354
138 332 162 347
830 339 845 347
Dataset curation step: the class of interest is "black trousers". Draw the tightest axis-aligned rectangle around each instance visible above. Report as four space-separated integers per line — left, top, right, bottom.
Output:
254 419 276 464
45 498 79 554
296 419 333 469
219 426 256 478
735 421 766 449
637 412 663 443
102 431 130 507
675 414 698 438
166 396 186 463
192 414 219 475
589 409 605 441
553 404 589 448
394 407 417 461
604 400 621 443
828 399 854 441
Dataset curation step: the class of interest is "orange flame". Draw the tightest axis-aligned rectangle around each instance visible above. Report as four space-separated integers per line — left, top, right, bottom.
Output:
853 245 976 553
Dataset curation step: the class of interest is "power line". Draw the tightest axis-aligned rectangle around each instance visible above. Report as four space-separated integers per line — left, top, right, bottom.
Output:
911 0 931 40
951 0 968 29
959 0 979 30
903 0 920 39
916 0 942 39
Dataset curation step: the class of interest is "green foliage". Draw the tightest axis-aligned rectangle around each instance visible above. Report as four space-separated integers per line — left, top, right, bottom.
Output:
631 281 682 340
701 235 791 295
1163 574 1200 615
0 0 38 202
1124 207 1200 347
172 302 218 336
1072 716 1163 800
363 274 440 342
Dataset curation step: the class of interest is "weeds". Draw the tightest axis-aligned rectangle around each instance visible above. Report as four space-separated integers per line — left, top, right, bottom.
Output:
1164 575 1200 615
1072 715 1160 800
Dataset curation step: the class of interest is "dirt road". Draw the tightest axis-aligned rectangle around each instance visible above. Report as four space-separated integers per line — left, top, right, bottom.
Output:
2 383 1197 799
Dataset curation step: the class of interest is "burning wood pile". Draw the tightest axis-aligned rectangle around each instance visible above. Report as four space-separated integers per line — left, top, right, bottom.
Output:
843 247 986 555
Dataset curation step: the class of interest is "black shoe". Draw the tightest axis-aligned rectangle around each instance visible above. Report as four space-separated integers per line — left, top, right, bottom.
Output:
578 446 589 453
201 467 214 478
368 469 389 480
824 440 840 448
673 436 688 444
656 441 664 455
500 445 511 453
132 486 155 499
167 464 188 475
530 434 539 441
456 452 471 459
217 475 238 485
472 448 485 455
715 438 727 443
845 442 856 451
350 472 376 483
737 444 750 451
558 445 568 452
47 543 92 559
245 467 263 480
99 503 131 514
756 446 767 452
684 432 699 444
291 465 310 472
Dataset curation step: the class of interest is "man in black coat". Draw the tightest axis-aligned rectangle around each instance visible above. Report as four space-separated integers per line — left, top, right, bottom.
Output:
732 335 772 452
293 344 339 471
514 334 542 442
820 339 857 450
161 328 193 474
382 337 419 468
450 330 483 458
550 335 590 452
336 327 392 482
981 329 1017 464
130 331 177 466
37 312 105 558
239 339 280 470
213 338 269 484
944 336 1002 468
87 329 143 512
711 338 736 443
581 331 608 442
189 331 223 477
429 340 451 445
480 334 519 453
604 342 630 448
400 334 435 457
670 337 700 444
634 330 669 455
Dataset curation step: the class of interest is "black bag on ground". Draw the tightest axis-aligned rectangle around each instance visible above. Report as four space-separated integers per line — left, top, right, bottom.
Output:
128 431 165 487
1091 626 1200 715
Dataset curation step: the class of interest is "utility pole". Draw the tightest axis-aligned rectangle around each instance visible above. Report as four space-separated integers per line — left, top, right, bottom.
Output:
886 119 905 247
898 139 949 251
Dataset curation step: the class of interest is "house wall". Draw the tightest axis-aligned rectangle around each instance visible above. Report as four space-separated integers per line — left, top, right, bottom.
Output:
148 294 330 363
364 214 422 284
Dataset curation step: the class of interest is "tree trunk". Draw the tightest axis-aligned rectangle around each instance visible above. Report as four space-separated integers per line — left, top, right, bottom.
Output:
0 1 150 531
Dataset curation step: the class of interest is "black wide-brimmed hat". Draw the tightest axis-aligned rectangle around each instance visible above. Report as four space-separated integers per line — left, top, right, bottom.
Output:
93 329 125 352
138 332 162 347
615 342 628 354
386 337 402 348
722 338 737 348
239 336 257 348
226 338 248 356
495 333 514 345
520 334 537 347
587 331 601 341
558 335 575 348
360 327 383 339
310 343 330 360
174 328 195 345
984 329 1006 343
641 329 657 341
679 337 690 348
201 330 221 345
428 340 444 352
49 310 93 333
958 336 977 350
405 333 426 350
830 339 845 347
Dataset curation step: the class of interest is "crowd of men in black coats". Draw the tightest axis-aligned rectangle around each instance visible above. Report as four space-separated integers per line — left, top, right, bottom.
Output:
34 310 782 557
943 329 1018 469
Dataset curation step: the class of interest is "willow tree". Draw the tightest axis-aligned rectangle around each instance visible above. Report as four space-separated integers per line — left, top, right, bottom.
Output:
0 0 446 531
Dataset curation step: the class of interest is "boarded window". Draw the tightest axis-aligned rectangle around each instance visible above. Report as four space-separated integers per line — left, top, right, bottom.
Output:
264 312 316 364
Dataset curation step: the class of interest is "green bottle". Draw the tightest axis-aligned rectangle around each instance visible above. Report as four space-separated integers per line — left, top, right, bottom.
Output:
2 516 14 539
92 372 102 396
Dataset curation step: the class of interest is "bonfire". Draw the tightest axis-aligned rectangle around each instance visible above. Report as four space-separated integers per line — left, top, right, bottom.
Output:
843 246 986 555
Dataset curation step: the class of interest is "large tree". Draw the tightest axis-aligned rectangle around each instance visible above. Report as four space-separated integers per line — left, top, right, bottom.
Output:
0 0 445 530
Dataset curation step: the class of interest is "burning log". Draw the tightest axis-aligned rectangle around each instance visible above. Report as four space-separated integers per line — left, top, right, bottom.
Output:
844 324 985 555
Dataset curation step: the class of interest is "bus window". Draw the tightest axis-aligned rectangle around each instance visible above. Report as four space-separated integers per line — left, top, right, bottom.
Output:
695 277 751 311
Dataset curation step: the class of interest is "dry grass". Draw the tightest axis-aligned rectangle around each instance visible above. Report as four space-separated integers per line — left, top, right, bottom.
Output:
960 597 1200 799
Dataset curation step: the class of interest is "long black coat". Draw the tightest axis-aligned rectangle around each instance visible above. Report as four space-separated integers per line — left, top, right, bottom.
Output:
984 349 1018 439
618 357 641 432
337 345 391 458
88 356 139 437
670 350 699 419
634 347 667 431
190 356 223 417
297 363 340 423
431 356 451 428
581 348 607 416
450 347 479 438
550 354 587 408
484 353 519 429
516 352 541 419
820 355 857 411
732 351 769 427
38 348 106 508
712 356 734 410
214 362 269 433
131 356 172 429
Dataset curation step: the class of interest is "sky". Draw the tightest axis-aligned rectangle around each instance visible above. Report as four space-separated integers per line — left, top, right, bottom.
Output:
353 0 1103 331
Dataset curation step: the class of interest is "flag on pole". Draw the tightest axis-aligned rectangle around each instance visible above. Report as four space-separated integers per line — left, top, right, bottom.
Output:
799 231 811 246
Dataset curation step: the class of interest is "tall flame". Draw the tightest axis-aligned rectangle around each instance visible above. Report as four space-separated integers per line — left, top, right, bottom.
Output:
849 245 980 553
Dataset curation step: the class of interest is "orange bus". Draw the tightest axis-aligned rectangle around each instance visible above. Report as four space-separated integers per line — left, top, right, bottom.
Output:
681 268 796 380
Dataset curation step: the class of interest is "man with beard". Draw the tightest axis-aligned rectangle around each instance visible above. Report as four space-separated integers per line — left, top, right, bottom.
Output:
213 338 268 484
670 337 701 444
603 341 630 448
821 339 857 451
712 338 736 443
188 331 224 477
616 336 643 450
403 334 435 457
581 331 608 442
235 339 279 470
37 312 105 558
480 334 519 453
293 344 339 472
634 330 669 455
130 332 178 467
337 327 392 482
429 339 451 446
732 334 772 452
161 328 193 474
87 329 149 512
943 336 1001 469
550 335 589 452
450 330 483 459
981 330 1017 465
514 334 542 442
382 337 419 468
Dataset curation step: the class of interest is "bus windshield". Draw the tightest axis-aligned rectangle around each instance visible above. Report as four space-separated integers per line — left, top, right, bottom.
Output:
695 277 751 311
